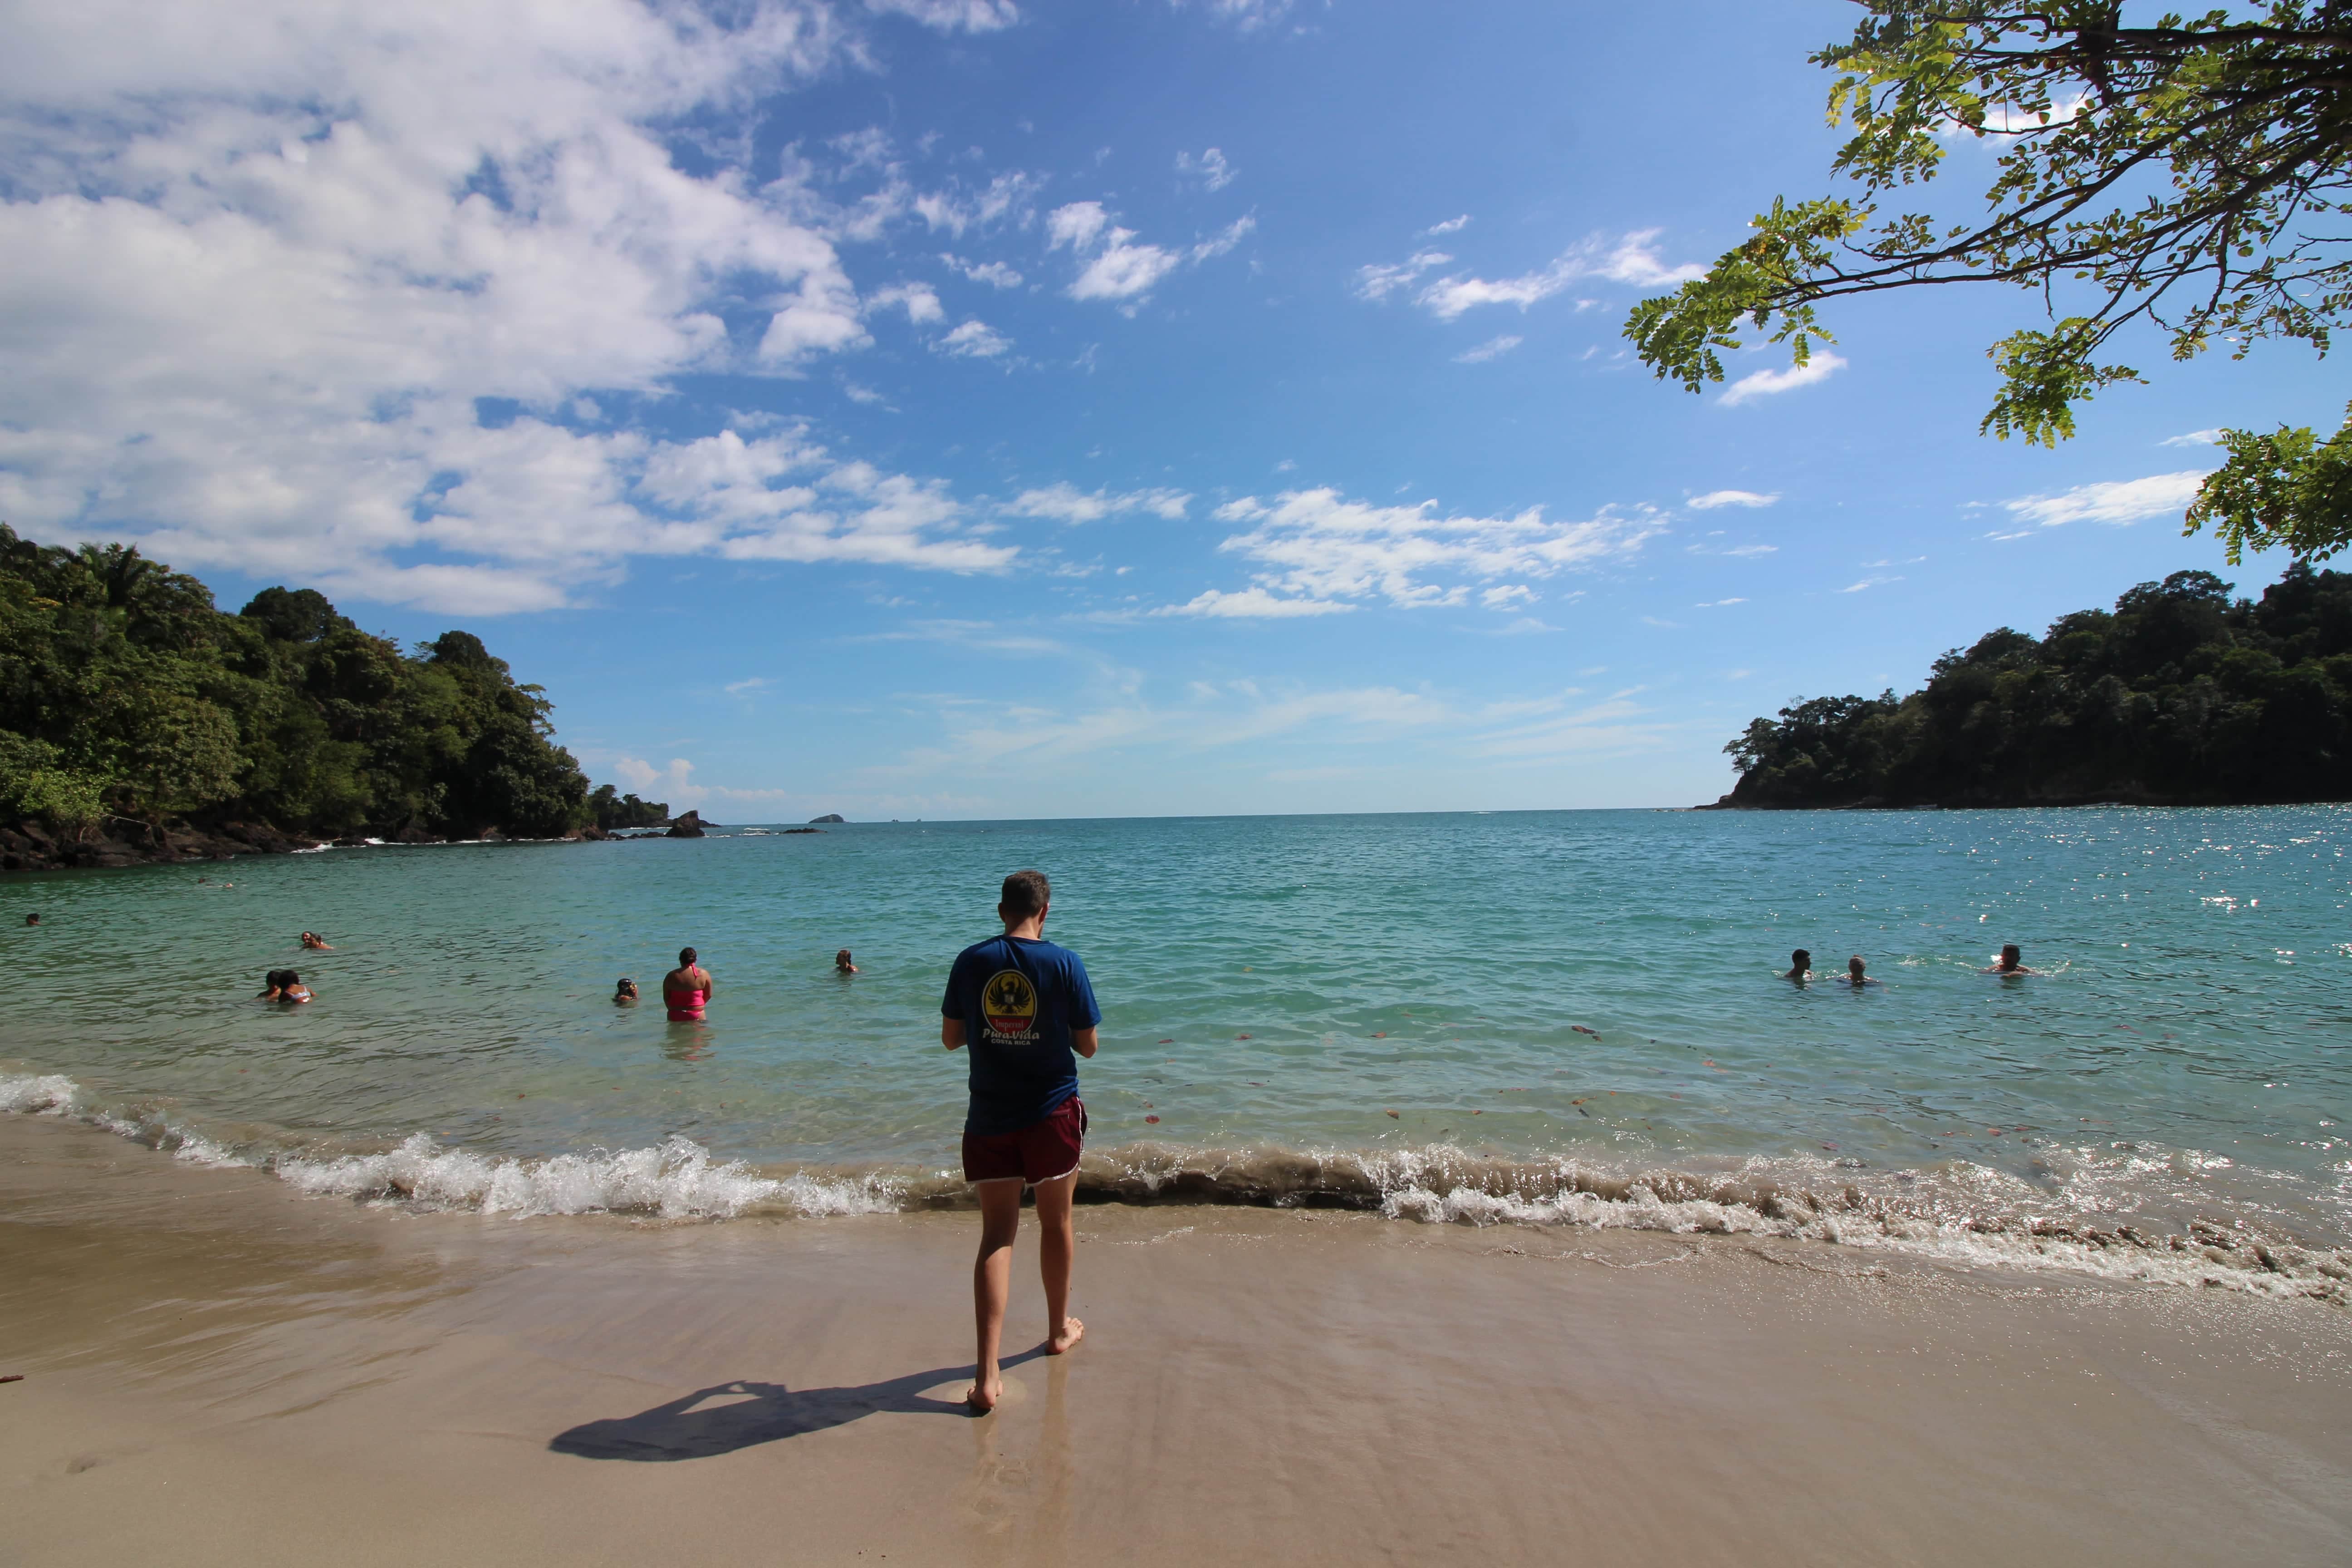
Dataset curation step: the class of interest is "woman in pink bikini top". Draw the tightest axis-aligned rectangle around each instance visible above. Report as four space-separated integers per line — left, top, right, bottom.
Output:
662 946 713 1022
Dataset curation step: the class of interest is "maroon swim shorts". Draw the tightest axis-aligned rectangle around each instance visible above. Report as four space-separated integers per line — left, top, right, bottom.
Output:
962 1097 1087 1186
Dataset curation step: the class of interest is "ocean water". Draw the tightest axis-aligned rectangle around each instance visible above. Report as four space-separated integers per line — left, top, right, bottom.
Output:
3 809 2347 1294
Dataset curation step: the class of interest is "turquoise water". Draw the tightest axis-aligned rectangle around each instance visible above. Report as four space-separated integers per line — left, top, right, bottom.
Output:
3 809 2348 1277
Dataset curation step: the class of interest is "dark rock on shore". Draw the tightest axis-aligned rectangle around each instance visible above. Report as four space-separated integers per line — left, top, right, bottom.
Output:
665 810 712 838
808 813 846 823
0 816 322 872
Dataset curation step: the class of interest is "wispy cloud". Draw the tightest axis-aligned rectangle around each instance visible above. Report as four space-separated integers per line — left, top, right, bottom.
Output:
1176 147 1235 191
1687 489 1778 510
935 318 1013 358
1405 230 1705 321
942 254 1024 289
1355 250 1453 302
2004 470 2210 528
1454 335 1523 363
1422 214 1472 237
1838 575 1901 593
1156 587 1354 618
1205 488 1660 610
1720 353 1847 406
2161 428 2225 447
1005 483 1191 523
1047 201 1253 302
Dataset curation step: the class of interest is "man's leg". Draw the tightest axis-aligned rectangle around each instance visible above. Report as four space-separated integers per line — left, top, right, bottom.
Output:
968 1178 1023 1412
1033 1173 1084 1354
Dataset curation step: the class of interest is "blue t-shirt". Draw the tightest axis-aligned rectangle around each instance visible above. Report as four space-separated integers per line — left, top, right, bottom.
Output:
941 935 1101 1136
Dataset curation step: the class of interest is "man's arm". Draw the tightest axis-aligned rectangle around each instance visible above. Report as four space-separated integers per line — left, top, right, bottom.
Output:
942 1017 966 1051
1072 1026 1098 1059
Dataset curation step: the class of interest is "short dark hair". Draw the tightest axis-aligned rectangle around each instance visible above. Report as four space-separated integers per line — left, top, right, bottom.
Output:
1000 869 1051 920
679 946 697 965
2002 943 2021 958
1791 949 1811 964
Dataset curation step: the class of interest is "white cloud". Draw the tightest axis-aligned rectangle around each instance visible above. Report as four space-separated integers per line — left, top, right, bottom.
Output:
1408 230 1704 320
1695 597 1748 608
2161 428 2226 447
1170 0 1294 31
1422 214 1472 236
870 282 946 323
1720 352 1848 406
1838 576 1901 593
1156 587 1354 618
1725 543 1778 557
1454 335 1523 364
1176 147 1235 191
943 253 1024 288
2003 470 2211 529
1688 489 1778 510
863 0 1020 29
935 318 1012 358
1206 488 1659 609
0 0 1044 612
1046 200 1250 302
1005 483 1191 523
1354 250 1452 302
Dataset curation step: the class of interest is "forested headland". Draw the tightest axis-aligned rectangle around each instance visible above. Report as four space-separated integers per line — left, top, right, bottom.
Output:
0 525 652 870
1715 565 2352 809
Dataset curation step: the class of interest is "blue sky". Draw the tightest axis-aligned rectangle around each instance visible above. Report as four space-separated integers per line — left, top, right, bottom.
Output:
0 0 2329 818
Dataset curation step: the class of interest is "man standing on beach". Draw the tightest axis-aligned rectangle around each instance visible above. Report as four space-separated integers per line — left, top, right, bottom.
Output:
941 869 1099 1413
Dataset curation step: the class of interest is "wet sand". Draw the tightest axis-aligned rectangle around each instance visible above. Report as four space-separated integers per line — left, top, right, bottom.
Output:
3 1112 2348 1566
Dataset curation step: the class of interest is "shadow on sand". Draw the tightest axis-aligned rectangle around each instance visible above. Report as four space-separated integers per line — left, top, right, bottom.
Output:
549 1350 1045 1460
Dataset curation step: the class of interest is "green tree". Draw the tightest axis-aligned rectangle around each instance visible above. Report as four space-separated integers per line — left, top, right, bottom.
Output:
1626 2 2352 560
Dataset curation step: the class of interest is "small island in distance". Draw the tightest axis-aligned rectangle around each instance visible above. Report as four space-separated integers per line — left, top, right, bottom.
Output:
1708 564 2352 810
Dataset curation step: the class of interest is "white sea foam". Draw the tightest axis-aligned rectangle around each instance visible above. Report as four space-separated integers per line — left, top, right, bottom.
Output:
0 1073 78 1113
271 1132 902 1219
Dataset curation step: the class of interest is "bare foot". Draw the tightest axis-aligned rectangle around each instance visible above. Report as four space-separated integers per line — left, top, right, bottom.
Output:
965 1373 1003 1414
1048 1315 1085 1355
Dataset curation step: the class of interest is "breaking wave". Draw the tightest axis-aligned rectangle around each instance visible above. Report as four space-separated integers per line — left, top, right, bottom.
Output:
6 1071 2347 1302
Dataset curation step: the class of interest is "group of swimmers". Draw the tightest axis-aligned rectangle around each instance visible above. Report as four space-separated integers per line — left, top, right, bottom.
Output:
610 946 859 1022
1784 942 2038 985
250 932 333 1004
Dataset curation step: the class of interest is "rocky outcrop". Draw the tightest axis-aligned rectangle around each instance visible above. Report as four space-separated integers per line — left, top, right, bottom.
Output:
0 817 322 872
665 810 711 838
808 813 846 824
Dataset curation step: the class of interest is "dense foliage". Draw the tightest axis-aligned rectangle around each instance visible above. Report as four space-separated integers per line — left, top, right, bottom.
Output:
0 525 593 839
1628 2 2352 561
1724 564 2352 806
588 786 671 829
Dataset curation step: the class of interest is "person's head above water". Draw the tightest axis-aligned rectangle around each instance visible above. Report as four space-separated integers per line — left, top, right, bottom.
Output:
1999 943 2023 968
615 977 638 998
835 948 856 971
999 868 1050 931
1849 955 1867 979
24 913 37 926
1785 948 1811 978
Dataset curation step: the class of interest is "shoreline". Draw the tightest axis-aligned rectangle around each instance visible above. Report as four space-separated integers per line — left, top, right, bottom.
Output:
10 1070 2350 1306
4 1110 2349 1565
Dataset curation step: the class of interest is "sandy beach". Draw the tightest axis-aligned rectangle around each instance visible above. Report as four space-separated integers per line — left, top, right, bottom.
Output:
3 1111 2347 1567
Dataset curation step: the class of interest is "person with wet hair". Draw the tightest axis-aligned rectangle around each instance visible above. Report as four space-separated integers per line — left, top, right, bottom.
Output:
941 868 1100 1413
614 977 639 1005
1783 948 1812 982
1984 943 2038 975
835 948 859 975
257 969 313 1003
663 947 713 1022
1842 955 1882 988
300 931 333 950
23 913 38 926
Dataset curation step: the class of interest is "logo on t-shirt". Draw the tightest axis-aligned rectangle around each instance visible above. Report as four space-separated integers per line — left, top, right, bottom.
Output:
982 969 1039 1041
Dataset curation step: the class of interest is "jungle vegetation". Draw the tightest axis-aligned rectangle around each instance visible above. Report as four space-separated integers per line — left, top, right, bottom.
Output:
1628 3 2352 564
1722 563 2352 805
0 524 599 839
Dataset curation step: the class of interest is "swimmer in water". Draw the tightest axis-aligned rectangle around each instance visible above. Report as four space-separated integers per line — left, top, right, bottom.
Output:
1783 948 1812 982
1983 943 2038 975
257 969 314 1003
1842 955 1881 988
23 913 37 926
614 977 639 1005
662 947 713 1022
300 931 332 950
836 948 858 974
